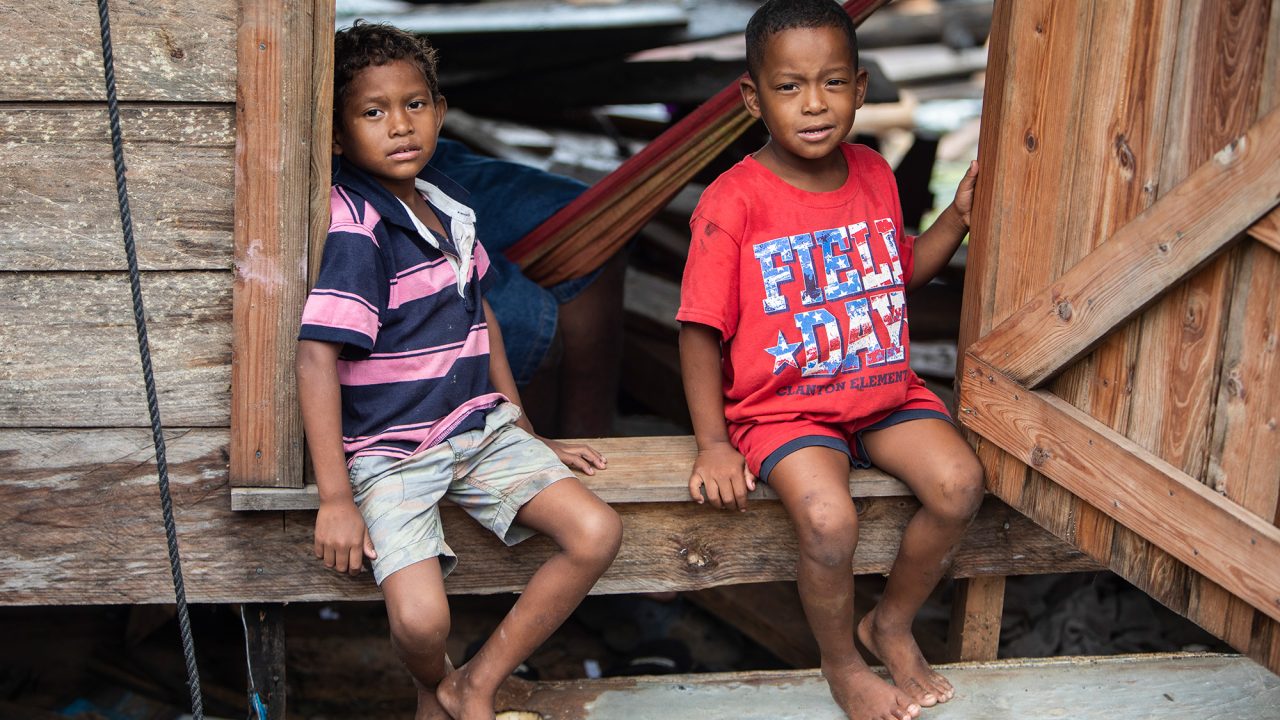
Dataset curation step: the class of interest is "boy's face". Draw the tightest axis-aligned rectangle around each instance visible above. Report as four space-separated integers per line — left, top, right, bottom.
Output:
334 59 445 198
741 26 868 171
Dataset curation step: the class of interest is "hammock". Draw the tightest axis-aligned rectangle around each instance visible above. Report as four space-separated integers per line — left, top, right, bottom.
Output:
505 0 891 286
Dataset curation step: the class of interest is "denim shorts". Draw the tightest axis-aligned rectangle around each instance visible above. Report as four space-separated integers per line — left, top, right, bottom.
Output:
431 139 600 384
347 402 570 584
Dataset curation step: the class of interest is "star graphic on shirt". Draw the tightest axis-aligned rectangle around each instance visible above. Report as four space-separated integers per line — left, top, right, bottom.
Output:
765 331 802 374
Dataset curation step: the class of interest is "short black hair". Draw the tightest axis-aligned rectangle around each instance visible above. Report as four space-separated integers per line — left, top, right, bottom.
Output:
333 20 440 120
745 0 859 80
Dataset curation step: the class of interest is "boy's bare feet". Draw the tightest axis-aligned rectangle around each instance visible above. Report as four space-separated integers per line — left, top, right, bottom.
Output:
823 660 921 720
857 609 955 708
414 684 452 720
436 664 495 720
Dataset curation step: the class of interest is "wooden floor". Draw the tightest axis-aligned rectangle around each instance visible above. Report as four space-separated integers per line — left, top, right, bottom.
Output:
497 653 1280 720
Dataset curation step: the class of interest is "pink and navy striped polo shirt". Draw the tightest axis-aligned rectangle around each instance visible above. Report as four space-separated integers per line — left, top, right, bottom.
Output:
299 160 505 462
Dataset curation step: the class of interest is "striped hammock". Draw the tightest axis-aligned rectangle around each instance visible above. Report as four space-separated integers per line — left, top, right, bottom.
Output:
504 0 890 286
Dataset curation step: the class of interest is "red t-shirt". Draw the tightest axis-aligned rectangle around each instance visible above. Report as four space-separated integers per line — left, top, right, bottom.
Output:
678 143 924 429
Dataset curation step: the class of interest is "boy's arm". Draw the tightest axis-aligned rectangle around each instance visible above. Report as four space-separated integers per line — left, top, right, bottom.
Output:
679 322 755 512
906 160 979 292
483 299 607 476
297 339 377 575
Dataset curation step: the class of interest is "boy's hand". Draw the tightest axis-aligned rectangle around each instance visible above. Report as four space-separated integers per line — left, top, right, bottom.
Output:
952 160 980 228
689 441 756 512
315 499 376 576
543 437 608 476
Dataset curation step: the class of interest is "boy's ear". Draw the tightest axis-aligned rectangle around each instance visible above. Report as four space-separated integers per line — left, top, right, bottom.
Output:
740 77 762 119
332 121 345 156
853 67 870 110
434 95 448 133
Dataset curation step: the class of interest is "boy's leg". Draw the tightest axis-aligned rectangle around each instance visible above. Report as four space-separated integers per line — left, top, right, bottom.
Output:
856 418 985 707
769 446 920 720
381 557 453 720
437 478 621 720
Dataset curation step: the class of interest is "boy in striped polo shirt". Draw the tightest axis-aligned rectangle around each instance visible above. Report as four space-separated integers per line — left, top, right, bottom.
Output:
297 22 622 720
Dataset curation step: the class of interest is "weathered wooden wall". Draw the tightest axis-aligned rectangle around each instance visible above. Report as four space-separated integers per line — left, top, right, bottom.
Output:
960 0 1280 673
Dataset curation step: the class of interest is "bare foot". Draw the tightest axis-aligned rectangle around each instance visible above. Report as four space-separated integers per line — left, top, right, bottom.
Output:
414 684 452 720
857 608 955 708
436 664 496 720
823 661 920 720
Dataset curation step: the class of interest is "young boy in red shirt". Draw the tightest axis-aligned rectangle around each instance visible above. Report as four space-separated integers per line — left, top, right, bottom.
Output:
678 2 983 718
297 22 621 720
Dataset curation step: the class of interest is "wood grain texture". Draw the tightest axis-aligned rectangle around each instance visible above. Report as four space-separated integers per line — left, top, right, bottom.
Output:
231 1 314 487
233 436 910 510
308 0 334 289
968 106 1280 388
1146 0 1276 651
0 0 236 102
1250 207 1280 253
0 429 1098 605
946 576 1005 662
0 105 235 271
960 354 1280 625
0 272 230 427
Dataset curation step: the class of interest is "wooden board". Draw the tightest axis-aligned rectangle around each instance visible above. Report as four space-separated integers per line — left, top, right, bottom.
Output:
231 0 314 487
960 354 1280 625
0 0 237 102
0 105 235 271
0 429 1098 605
233 436 911 510
0 272 230 428
499 654 1280 720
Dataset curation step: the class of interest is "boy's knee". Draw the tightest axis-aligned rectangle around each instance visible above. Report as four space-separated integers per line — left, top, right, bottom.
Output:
794 501 859 568
934 457 985 524
389 609 450 654
564 504 623 567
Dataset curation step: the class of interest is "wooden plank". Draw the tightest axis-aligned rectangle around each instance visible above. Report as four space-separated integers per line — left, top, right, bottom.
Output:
0 272 230 427
243 604 287 720
0 0 236 102
501 654 1280 719
685 582 819 669
308 0 335 289
946 576 1005 662
0 429 1098 605
959 354 1280 625
231 1 314 487
234 436 912 510
968 107 1280 388
1145 0 1276 651
0 105 235 271
1250 206 1280 254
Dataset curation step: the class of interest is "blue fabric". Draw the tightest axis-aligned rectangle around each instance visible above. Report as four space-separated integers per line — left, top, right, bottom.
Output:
431 139 598 384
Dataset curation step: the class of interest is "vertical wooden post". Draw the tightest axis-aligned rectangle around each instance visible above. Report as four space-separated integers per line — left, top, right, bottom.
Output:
244 604 287 720
309 0 334 288
231 1 314 487
946 576 1005 662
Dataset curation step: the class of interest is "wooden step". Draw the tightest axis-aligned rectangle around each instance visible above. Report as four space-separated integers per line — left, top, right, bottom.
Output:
494 653 1280 720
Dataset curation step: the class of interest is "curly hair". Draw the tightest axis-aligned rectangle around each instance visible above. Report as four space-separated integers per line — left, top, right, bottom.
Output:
334 20 440 121
745 0 858 80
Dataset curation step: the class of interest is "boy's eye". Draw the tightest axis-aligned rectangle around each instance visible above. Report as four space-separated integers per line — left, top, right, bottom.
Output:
363 108 383 118
826 79 847 88
777 83 798 92
408 100 425 110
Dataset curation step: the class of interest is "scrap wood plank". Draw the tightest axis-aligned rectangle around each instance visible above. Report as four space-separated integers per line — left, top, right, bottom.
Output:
1134 0 1277 644
0 0 236 102
0 428 1097 606
496 653 1280 720
968 106 1280 388
959 354 1280 625
1250 206 1280 253
0 105 235 271
232 0 313 487
0 272 230 428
